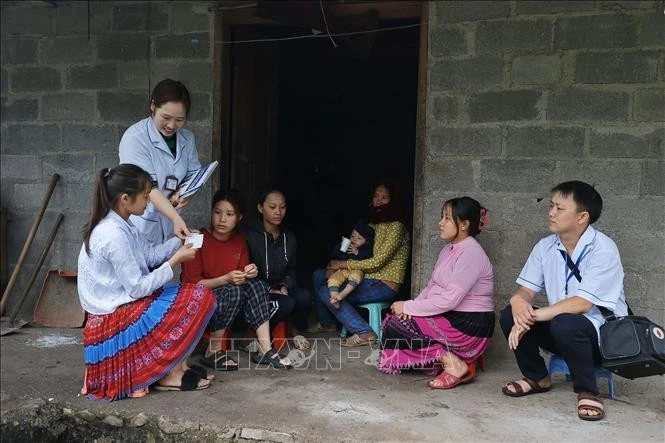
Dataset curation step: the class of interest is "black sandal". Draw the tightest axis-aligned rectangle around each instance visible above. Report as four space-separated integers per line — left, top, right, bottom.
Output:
251 348 293 369
200 352 239 372
153 369 210 391
189 364 215 380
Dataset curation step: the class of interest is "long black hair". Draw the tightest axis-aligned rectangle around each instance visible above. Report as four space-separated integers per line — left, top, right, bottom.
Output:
82 164 151 254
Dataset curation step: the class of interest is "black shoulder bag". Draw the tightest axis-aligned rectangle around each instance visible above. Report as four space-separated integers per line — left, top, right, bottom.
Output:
560 251 665 379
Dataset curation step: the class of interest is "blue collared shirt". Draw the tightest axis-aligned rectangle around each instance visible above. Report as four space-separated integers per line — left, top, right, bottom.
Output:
516 225 628 339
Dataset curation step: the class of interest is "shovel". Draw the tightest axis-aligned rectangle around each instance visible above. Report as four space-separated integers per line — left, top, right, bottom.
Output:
0 213 64 336
33 269 84 328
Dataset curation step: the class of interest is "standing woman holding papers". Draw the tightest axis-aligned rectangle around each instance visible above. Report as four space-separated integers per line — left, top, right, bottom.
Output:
119 79 201 245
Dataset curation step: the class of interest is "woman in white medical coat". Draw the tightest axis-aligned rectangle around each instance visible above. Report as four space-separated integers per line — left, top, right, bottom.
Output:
119 79 201 245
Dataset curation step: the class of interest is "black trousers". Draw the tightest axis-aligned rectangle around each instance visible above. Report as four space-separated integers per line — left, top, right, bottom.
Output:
499 304 601 395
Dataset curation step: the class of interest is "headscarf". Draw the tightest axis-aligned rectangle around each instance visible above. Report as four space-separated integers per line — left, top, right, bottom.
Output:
367 178 409 229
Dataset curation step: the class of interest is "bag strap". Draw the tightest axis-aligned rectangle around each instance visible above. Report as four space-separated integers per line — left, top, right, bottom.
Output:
559 250 633 320
559 250 582 283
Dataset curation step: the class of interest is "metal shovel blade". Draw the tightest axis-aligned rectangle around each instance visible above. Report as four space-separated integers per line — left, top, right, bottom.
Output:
0 317 29 336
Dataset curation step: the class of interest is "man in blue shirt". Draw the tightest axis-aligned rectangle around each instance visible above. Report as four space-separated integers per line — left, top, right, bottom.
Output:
500 181 628 421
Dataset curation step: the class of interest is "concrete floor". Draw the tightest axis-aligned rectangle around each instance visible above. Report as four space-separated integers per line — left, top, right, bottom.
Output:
1 325 664 442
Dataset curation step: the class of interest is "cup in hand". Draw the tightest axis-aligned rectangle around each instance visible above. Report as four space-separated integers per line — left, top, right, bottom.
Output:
340 236 351 253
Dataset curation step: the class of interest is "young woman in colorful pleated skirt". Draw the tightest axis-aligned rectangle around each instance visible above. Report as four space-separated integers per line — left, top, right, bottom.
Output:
379 197 495 390
77 164 217 401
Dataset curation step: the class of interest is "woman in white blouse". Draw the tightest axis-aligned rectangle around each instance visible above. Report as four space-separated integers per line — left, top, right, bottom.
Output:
78 164 216 400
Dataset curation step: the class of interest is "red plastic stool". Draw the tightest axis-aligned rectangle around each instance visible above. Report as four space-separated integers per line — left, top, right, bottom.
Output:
198 330 232 352
198 321 288 352
271 321 288 350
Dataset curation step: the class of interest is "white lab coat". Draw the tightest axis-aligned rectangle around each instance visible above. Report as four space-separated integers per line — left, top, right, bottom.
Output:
119 117 201 245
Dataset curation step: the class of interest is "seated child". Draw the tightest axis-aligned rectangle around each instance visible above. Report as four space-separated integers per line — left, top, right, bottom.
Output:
328 221 375 309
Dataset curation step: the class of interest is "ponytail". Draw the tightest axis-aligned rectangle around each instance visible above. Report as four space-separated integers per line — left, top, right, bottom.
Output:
82 164 151 254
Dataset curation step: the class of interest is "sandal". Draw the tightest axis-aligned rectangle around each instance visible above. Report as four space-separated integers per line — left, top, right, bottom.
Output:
340 333 377 347
154 369 210 392
293 335 311 350
128 387 149 398
428 370 475 390
502 377 552 397
200 352 239 372
577 392 605 421
251 348 293 369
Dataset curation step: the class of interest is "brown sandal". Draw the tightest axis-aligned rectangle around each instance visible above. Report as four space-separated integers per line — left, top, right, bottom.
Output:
502 377 552 397
577 392 605 421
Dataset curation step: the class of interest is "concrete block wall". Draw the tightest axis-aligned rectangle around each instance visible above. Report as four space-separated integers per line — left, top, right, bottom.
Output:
422 1 665 323
0 0 214 317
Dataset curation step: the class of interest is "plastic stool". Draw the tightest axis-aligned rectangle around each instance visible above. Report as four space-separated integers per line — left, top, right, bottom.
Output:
198 320 288 352
548 354 615 399
271 321 288 350
340 302 391 341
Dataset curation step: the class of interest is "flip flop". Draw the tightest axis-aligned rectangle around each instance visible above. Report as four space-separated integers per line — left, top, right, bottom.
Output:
502 377 552 397
200 353 239 372
154 369 210 391
428 370 475 390
577 392 605 421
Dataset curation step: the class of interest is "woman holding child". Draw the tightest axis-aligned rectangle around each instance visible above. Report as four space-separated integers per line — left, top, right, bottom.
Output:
378 197 494 390
78 164 216 401
181 189 292 369
316 179 411 346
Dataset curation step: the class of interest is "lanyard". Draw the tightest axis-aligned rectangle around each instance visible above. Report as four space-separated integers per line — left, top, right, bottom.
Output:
561 244 590 295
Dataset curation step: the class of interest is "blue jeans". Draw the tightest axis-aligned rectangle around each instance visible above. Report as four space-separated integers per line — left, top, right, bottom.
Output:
317 276 397 335
312 268 336 327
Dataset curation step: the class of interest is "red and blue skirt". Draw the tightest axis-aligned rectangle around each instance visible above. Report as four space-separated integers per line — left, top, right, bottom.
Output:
83 283 216 401
378 310 495 374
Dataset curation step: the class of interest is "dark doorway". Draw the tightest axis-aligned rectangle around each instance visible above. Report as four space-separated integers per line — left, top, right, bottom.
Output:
275 25 418 293
216 5 421 296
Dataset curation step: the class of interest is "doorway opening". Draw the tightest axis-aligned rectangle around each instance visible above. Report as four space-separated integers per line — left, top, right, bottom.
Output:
214 2 424 297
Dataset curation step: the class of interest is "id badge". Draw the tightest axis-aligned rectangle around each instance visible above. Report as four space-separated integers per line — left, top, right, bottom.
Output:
164 175 178 191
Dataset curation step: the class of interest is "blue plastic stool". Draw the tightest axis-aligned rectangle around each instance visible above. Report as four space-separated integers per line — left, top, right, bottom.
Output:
340 302 391 341
548 354 616 399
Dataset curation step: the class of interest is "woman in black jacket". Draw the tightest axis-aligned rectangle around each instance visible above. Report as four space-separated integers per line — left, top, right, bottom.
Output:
242 187 313 350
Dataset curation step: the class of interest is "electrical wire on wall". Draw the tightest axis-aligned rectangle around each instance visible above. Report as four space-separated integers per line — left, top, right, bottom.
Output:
319 0 338 48
214 23 420 45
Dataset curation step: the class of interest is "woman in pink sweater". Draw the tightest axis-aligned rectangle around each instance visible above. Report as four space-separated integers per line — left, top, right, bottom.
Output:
378 197 494 390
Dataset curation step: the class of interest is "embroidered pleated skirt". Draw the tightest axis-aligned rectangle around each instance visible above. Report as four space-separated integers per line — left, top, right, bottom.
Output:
378 310 495 374
83 283 216 401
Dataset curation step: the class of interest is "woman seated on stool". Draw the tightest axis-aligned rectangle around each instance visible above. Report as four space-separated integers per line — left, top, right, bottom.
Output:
378 197 494 390
78 164 216 400
181 189 292 369
315 179 411 347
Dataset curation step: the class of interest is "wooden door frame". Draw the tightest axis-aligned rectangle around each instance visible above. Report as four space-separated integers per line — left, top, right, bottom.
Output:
211 1 429 297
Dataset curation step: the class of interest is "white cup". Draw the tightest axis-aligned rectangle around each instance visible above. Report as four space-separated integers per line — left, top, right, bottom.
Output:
340 236 351 252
